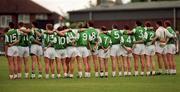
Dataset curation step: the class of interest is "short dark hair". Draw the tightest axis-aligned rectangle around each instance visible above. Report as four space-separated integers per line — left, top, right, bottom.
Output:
123 25 130 30
4 27 9 33
62 25 68 30
135 21 142 26
87 21 94 27
46 23 53 30
18 22 24 28
112 24 118 29
9 22 15 29
164 20 171 27
32 21 38 28
101 26 107 31
145 21 152 27
156 21 163 26
57 26 63 31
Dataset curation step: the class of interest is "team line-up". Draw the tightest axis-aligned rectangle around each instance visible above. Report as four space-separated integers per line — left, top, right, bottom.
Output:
5 20 177 79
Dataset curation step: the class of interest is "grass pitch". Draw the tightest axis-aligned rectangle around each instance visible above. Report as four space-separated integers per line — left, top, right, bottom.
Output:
0 56 180 92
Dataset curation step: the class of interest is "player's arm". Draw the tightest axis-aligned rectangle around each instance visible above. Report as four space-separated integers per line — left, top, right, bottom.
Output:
20 28 31 33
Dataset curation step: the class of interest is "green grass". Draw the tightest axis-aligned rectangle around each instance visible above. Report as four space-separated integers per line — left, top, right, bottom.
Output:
0 55 180 92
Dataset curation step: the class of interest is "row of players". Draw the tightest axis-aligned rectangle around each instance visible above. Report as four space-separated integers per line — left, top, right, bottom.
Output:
5 20 177 79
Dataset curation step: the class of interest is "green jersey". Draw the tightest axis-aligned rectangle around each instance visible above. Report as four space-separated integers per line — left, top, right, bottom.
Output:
43 32 55 47
107 29 122 45
66 30 77 46
19 32 31 47
132 26 145 41
121 33 135 48
87 27 99 44
99 33 112 49
77 30 89 46
166 27 176 44
30 28 43 44
144 27 155 45
5 29 19 45
54 33 66 49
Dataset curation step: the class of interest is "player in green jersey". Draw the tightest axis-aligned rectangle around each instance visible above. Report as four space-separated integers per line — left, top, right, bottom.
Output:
64 28 78 78
144 22 156 76
86 21 99 77
121 25 135 76
43 24 56 79
98 26 112 78
164 21 177 75
131 21 146 76
30 21 43 79
107 24 124 77
76 24 90 78
17 22 30 79
54 26 68 78
5 22 19 79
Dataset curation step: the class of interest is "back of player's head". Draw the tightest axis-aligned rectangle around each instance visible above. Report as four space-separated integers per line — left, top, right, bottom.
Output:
62 25 68 30
87 21 94 27
145 21 152 27
77 23 84 28
112 24 118 29
101 26 107 31
32 21 38 28
18 22 24 28
156 21 163 26
164 20 171 27
57 26 63 31
135 21 142 26
123 25 130 30
46 23 53 30
9 22 15 29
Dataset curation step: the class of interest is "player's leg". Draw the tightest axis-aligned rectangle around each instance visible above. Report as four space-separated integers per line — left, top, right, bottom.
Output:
69 57 75 78
62 58 68 77
133 54 139 76
156 53 163 74
117 56 123 76
122 56 127 76
127 56 131 76
92 55 99 77
56 57 61 78
162 53 169 74
150 55 156 75
37 55 42 78
111 56 116 77
17 56 22 79
104 58 108 78
140 54 145 76
50 59 55 78
31 55 37 79
99 57 104 78
8 56 14 79
44 57 50 79
166 53 172 74
171 53 176 74
76 56 83 78
23 56 29 78
146 55 151 76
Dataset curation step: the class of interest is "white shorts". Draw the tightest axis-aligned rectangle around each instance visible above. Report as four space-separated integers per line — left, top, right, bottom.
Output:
110 44 123 56
55 49 67 59
155 42 167 54
44 47 56 59
133 44 145 55
66 46 78 58
18 46 29 57
166 44 176 54
7 46 19 57
98 49 110 59
77 47 89 57
88 50 99 56
30 44 43 56
121 47 133 57
145 45 156 56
